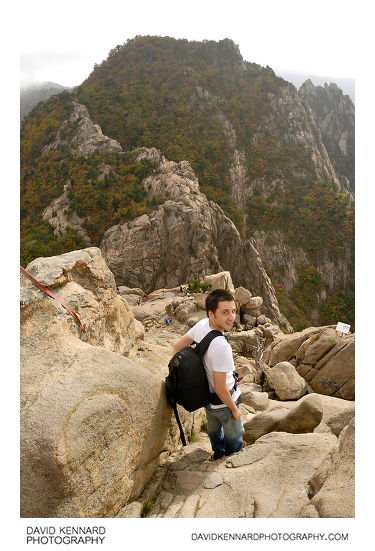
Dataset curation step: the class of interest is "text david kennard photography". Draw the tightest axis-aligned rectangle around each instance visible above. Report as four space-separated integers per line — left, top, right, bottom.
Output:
26 526 106 545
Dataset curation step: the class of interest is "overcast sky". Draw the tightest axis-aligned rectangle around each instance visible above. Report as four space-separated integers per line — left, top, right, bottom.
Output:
19 0 360 88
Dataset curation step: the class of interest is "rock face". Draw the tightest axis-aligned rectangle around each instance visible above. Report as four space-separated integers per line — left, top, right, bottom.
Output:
251 229 353 326
21 248 136 355
42 99 122 157
20 248 192 517
42 182 92 246
100 148 291 330
299 80 355 194
264 84 343 191
145 431 336 518
298 418 355 517
264 326 354 399
222 79 354 327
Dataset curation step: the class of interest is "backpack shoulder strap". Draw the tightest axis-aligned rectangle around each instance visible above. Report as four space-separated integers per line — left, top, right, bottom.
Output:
195 330 223 359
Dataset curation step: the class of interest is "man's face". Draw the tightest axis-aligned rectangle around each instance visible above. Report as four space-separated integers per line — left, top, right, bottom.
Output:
208 300 236 332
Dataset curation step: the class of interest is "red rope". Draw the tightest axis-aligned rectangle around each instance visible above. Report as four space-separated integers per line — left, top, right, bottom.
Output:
20 266 86 332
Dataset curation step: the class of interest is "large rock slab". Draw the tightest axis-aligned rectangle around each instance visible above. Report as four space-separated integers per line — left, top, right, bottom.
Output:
21 338 173 518
199 432 336 518
20 248 190 518
21 247 136 357
243 409 287 444
264 326 354 400
298 418 355 517
243 394 323 444
319 394 355 424
143 429 337 518
276 394 323 433
324 403 355 436
132 295 176 325
264 326 326 365
309 335 355 400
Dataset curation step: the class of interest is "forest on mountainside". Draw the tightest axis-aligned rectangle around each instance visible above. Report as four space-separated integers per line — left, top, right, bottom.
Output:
20 36 355 330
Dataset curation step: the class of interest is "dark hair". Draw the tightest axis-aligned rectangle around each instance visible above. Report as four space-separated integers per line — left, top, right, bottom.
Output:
205 288 235 316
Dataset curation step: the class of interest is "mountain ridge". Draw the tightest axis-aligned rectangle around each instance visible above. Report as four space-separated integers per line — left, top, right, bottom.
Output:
20 36 354 330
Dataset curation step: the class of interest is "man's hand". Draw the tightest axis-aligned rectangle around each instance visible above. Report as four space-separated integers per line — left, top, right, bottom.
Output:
231 405 241 423
213 371 241 422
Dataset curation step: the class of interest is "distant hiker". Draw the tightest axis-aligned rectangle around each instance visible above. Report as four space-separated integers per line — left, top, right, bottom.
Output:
143 295 147 302
187 291 191 297
172 288 243 460
164 317 170 326
180 285 183 294
116 287 120 294
136 298 141 306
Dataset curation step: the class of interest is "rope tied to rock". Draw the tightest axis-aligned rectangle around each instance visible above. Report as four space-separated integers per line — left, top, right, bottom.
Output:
20 266 86 332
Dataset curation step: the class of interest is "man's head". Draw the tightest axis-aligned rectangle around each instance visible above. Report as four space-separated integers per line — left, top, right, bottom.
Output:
205 288 236 332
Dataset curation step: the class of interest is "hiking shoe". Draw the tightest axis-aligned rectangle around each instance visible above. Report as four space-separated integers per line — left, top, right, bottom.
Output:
211 452 224 461
225 441 247 456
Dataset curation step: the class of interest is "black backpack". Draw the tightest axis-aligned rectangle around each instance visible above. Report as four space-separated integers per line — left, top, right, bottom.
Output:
165 330 222 446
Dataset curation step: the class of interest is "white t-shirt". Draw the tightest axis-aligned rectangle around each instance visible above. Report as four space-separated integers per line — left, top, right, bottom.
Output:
187 318 241 409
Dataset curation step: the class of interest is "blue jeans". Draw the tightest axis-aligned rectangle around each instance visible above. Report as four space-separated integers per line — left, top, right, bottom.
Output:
205 403 244 456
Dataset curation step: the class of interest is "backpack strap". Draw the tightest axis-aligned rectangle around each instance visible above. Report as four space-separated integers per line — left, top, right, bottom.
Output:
171 402 187 447
196 330 237 407
165 381 187 446
195 330 223 359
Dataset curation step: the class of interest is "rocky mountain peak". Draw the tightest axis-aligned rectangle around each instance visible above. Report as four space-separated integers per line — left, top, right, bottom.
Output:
101 148 291 330
42 99 122 157
135 147 200 199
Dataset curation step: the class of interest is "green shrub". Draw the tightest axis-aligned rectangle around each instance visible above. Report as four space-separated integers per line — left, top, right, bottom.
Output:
141 494 159 517
188 279 211 294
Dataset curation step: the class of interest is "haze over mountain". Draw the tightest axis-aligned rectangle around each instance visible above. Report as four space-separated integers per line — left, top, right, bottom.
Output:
20 36 354 331
20 81 72 123
274 70 354 103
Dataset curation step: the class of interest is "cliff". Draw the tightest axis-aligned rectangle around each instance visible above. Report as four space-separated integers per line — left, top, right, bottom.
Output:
299 79 355 193
101 148 290 328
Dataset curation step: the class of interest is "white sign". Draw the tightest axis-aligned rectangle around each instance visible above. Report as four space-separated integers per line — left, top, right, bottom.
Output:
336 322 351 334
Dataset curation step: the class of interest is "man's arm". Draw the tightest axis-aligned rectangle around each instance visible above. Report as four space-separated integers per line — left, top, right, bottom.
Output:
213 371 241 422
173 334 194 355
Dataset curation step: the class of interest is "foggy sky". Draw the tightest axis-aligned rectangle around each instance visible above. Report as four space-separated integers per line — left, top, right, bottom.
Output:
19 0 358 88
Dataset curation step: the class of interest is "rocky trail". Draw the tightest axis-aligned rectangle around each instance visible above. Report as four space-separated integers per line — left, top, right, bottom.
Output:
118 416 353 518
20 248 354 518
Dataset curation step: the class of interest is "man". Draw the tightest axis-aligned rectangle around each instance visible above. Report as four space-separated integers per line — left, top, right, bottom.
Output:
173 288 244 459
